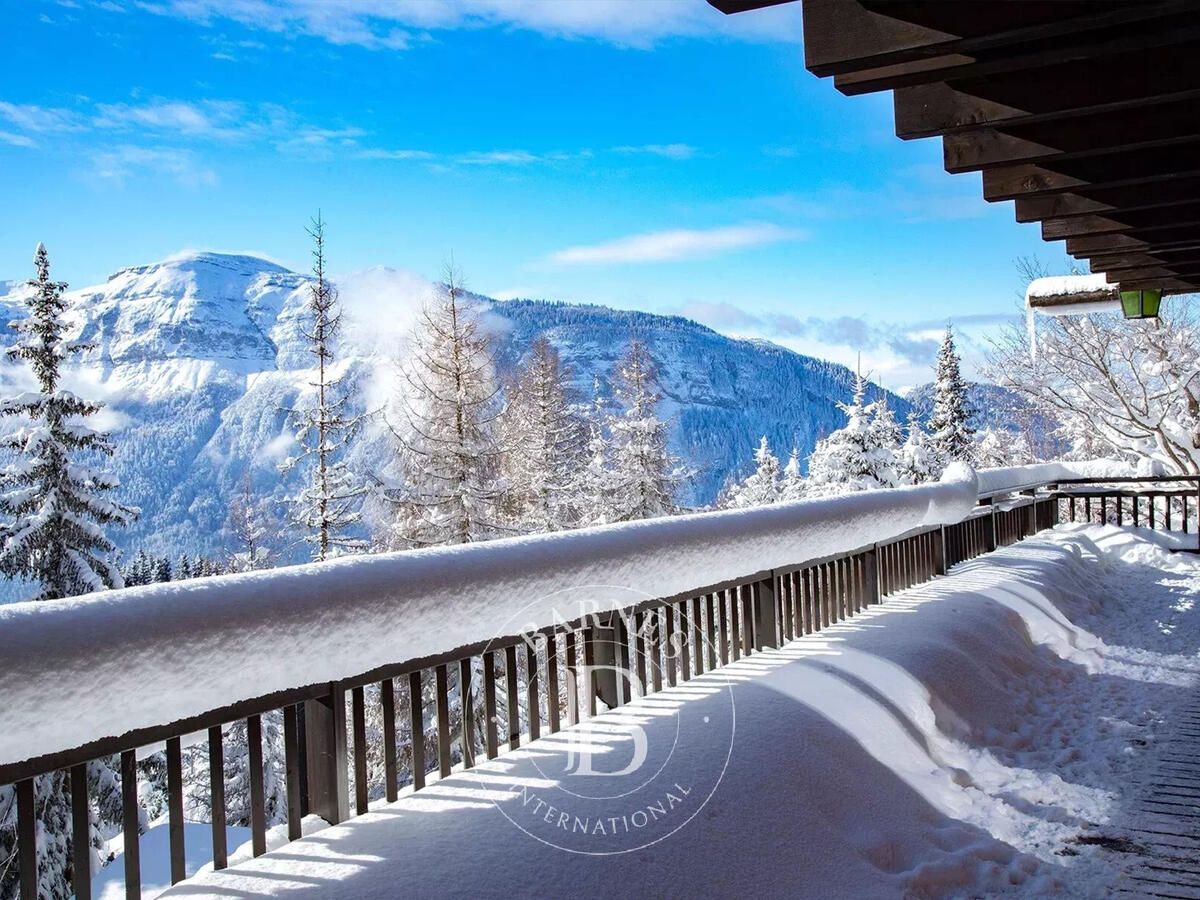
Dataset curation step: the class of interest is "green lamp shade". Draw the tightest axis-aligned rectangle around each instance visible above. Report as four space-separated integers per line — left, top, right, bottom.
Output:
1119 288 1162 319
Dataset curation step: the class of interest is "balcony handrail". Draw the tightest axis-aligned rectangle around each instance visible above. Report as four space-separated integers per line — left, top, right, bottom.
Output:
0 463 979 776
5 461 1194 898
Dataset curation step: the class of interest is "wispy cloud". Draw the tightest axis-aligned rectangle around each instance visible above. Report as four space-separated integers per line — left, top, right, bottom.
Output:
550 223 805 265
611 143 697 160
90 145 218 187
0 101 84 135
137 0 804 51
354 147 436 161
0 131 36 148
92 99 249 137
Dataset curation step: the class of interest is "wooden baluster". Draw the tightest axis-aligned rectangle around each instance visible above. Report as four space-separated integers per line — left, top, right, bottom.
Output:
691 596 704 675
163 737 185 884
17 778 36 900
632 613 648 697
505 645 521 749
408 671 426 791
665 605 678 685
648 612 665 688
678 602 691 681
380 680 398 802
1150 495 1157 529
728 589 741 662
208 727 227 869
282 705 302 839
459 658 476 768
706 594 718 669
740 584 754 656
615 614 631 706
717 591 730 664
351 687 369 813
435 664 453 777
525 641 541 741
248 716 267 856
71 764 91 900
546 633 562 732
483 651 499 759
583 628 598 717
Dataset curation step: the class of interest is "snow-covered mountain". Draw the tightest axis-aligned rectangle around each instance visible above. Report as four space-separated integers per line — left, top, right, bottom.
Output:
0 252 907 566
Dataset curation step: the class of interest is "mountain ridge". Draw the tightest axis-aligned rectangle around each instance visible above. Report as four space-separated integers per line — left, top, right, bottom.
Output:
0 251 910 571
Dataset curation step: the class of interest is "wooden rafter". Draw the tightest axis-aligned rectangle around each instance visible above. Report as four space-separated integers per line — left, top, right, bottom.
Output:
709 0 1200 293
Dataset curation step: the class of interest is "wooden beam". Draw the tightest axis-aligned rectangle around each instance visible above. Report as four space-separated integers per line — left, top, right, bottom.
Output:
802 0 955 77
1116 277 1199 292
983 164 1084 201
895 53 1200 140
1014 193 1114 223
708 0 793 11
1066 233 1148 254
1041 215 1131 240
837 10 1200 97
1082 252 1169 272
1103 266 1180 283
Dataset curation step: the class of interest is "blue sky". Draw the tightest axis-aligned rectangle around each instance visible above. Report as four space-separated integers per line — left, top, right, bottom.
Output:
0 0 1062 388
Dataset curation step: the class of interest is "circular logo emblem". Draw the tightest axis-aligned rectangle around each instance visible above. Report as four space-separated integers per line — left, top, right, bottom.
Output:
471 588 736 855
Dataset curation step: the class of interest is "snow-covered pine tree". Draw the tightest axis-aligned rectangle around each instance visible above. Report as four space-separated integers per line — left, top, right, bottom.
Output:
227 471 277 572
500 335 585 533
780 447 804 501
804 370 898 496
607 340 682 521
383 262 505 548
577 378 621 526
281 215 366 562
726 435 780 508
868 397 903 488
0 243 136 601
0 243 135 900
928 327 974 461
898 411 944 484
154 556 172 583
972 427 1033 468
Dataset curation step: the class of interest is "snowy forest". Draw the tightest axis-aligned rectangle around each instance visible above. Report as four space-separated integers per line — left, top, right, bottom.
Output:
2 223 1199 897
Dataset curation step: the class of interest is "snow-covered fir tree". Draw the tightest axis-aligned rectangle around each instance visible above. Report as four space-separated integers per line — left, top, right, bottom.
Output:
0 243 135 900
500 335 585 533
804 371 901 496
577 378 622 526
183 714 287 828
227 471 277 572
972 427 1033 468
607 340 683 521
0 243 136 601
726 435 780 508
897 411 944 485
382 263 505 547
928 327 974 461
281 215 366 562
780 447 804 502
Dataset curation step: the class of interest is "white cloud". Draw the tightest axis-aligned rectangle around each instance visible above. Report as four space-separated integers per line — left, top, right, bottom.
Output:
142 0 804 50
0 131 36 148
355 147 436 161
0 101 84 134
549 223 805 265
90 145 219 187
611 143 697 160
93 99 245 136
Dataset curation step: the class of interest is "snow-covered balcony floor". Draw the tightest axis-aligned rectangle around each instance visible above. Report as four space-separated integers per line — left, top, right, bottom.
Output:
157 526 1200 900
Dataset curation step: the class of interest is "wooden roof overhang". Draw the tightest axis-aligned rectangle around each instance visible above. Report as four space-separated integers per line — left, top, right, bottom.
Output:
708 0 1200 295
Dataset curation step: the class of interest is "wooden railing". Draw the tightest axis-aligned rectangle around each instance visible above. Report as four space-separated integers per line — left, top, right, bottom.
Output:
2 475 1195 899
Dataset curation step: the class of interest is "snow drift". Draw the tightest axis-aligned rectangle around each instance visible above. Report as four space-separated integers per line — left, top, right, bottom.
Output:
0 465 977 769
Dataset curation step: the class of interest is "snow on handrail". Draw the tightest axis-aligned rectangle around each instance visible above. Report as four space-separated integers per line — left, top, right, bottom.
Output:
0 464 978 769
976 460 1134 498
